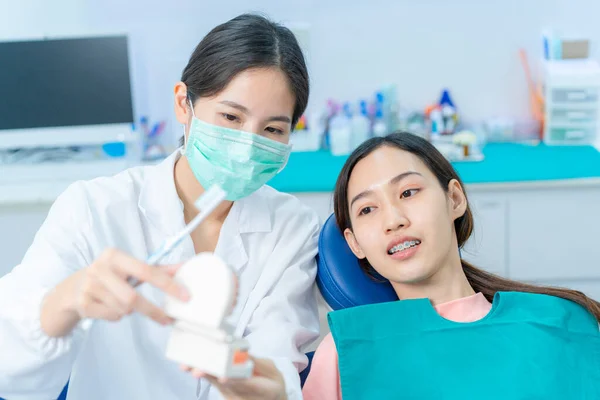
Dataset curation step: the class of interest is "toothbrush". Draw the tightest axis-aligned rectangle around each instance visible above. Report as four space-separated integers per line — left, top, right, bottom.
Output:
128 185 227 285
518 48 544 139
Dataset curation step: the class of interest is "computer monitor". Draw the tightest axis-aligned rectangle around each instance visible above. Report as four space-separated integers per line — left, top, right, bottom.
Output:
0 35 135 149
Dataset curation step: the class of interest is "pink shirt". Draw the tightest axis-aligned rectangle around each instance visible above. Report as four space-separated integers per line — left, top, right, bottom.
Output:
302 292 493 400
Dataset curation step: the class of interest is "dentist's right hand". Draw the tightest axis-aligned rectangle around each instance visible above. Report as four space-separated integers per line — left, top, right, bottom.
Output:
40 248 190 338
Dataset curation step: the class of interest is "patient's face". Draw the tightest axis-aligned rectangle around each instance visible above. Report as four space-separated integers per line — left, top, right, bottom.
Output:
343 145 465 293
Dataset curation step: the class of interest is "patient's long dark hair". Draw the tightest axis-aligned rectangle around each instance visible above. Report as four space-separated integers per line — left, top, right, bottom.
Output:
333 132 600 323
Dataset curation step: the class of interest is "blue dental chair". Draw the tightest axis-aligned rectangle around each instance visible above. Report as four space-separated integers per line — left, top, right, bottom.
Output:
0 385 68 400
315 213 398 310
299 214 399 387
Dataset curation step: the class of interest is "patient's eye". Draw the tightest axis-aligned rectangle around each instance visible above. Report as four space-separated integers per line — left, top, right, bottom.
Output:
401 189 419 199
359 206 373 216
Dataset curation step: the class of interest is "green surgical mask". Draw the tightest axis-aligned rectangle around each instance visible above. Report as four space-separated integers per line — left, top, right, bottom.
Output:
182 104 292 201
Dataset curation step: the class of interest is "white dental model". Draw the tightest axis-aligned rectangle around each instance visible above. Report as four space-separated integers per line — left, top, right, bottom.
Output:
164 252 254 379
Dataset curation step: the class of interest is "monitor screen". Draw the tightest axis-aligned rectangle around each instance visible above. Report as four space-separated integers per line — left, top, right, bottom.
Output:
0 36 134 131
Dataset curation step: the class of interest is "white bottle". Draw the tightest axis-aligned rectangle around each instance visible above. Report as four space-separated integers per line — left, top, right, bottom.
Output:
372 108 387 137
352 100 371 148
329 103 353 156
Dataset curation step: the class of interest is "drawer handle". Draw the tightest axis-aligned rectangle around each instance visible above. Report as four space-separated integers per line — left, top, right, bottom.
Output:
566 111 587 119
566 92 587 101
565 130 586 139
478 202 500 209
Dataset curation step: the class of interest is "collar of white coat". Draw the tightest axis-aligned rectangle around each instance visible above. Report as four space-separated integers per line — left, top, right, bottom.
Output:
137 150 273 236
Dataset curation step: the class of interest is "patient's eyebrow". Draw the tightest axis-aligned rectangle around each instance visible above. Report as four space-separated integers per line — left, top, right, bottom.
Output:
350 171 422 208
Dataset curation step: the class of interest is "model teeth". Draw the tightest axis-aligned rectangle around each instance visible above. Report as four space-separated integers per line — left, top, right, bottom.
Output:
389 240 421 254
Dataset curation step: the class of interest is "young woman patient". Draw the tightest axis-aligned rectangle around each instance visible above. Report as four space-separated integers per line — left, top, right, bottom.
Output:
302 132 600 400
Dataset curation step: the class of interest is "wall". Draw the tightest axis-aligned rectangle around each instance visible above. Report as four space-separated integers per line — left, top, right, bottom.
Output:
2 0 600 300
2 0 599 146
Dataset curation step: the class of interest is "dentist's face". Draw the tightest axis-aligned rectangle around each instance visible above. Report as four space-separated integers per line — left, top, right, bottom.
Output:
343 145 467 290
174 67 295 145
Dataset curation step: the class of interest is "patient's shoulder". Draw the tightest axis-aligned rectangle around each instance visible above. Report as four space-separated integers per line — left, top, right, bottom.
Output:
303 333 340 400
316 333 337 359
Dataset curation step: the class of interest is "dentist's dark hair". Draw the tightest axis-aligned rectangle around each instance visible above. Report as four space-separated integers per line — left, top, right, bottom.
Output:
178 13 309 146
333 132 600 322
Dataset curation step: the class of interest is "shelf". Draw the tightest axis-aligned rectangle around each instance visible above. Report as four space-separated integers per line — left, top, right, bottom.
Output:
0 159 131 185
0 123 137 150
268 143 600 192
2 143 600 206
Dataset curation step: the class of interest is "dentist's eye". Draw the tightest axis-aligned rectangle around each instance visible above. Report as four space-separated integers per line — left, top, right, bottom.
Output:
401 189 419 199
221 113 240 122
265 126 285 135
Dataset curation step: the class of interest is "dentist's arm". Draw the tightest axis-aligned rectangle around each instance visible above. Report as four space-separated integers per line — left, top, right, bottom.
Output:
0 183 94 399
0 182 187 400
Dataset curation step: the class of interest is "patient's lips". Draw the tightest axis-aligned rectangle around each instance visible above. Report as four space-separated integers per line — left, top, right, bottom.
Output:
387 238 421 261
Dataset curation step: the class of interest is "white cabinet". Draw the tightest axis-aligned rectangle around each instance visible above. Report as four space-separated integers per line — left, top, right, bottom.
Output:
295 193 334 223
0 204 50 276
543 60 600 146
508 187 600 281
461 194 508 277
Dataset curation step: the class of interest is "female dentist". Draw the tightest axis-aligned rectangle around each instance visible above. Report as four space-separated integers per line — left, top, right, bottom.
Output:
0 13 320 400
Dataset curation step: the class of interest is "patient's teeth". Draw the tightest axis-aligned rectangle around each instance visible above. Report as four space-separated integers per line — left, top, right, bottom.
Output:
389 240 421 254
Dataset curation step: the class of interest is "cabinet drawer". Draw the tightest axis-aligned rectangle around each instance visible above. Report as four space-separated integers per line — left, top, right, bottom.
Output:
550 108 597 124
551 88 598 103
547 126 595 142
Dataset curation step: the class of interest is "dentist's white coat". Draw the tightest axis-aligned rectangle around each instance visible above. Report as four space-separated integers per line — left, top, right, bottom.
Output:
0 151 320 400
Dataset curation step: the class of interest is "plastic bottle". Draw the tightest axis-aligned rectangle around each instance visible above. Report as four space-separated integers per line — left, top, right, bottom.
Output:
351 100 371 148
429 108 442 141
321 99 337 151
384 85 401 132
342 102 352 119
372 101 387 138
375 91 385 109
328 102 353 156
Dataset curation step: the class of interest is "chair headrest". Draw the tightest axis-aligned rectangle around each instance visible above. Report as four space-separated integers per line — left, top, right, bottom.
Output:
316 214 398 310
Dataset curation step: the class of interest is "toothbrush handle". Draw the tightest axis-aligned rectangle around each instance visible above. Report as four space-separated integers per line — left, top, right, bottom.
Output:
127 239 175 286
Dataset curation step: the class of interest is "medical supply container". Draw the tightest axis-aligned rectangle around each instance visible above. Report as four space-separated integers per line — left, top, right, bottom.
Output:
543 60 600 145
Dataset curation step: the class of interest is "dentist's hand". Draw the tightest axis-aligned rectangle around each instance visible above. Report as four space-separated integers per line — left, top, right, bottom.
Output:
182 357 287 400
41 248 189 337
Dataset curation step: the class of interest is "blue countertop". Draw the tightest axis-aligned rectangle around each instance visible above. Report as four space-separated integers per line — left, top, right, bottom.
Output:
268 143 600 193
